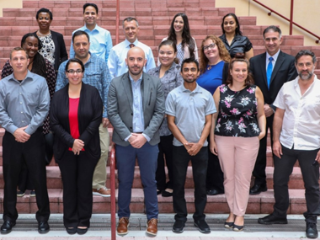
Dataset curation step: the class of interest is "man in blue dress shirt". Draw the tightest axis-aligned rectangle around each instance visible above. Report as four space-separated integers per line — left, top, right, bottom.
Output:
108 17 156 78
56 31 112 197
0 47 50 234
69 3 113 63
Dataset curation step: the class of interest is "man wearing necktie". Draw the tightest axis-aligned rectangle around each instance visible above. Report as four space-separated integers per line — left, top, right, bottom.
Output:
249 26 297 195
108 17 156 78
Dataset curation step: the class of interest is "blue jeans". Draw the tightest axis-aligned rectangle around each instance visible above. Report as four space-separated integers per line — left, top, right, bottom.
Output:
116 143 159 220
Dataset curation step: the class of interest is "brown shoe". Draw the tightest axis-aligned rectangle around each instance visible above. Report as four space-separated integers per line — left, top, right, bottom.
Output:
92 187 111 197
117 217 129 235
146 218 158 235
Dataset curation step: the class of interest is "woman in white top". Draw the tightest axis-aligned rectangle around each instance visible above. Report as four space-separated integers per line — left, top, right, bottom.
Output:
158 13 198 66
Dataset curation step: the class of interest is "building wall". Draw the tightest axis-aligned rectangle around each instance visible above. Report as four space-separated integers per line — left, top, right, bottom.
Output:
0 0 22 17
216 0 320 46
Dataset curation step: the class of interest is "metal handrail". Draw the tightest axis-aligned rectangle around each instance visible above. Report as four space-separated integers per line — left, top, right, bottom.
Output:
109 143 116 240
252 0 320 43
115 0 120 44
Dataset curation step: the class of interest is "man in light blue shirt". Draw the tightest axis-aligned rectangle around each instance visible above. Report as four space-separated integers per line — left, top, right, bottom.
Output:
108 17 156 78
69 3 113 63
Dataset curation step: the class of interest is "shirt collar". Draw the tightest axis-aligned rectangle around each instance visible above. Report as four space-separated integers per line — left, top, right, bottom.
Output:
124 38 139 48
266 49 280 62
10 70 33 83
129 73 143 83
181 82 201 93
82 24 100 32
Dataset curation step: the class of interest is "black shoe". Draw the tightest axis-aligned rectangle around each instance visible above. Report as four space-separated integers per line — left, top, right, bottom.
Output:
77 227 88 235
233 223 244 231
306 222 318 239
207 188 224 196
1 221 15 234
250 184 267 195
156 189 162 195
38 221 50 234
172 220 185 233
194 219 211 234
162 188 173 197
258 214 288 225
66 227 77 235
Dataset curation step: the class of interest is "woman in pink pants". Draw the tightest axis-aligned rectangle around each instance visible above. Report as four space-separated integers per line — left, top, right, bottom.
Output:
210 55 266 231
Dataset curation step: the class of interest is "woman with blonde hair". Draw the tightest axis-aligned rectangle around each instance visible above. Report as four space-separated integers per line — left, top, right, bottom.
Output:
197 35 230 196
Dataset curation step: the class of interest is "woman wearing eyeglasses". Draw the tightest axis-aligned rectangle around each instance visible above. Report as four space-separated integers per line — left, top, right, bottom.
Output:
50 58 102 235
197 35 230 196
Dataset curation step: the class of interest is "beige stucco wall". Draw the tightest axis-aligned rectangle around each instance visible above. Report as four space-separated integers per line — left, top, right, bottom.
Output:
216 0 320 46
0 0 22 17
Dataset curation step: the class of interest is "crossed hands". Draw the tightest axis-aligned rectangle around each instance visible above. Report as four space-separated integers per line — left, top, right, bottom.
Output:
129 133 147 149
184 142 202 156
13 126 30 143
72 139 84 155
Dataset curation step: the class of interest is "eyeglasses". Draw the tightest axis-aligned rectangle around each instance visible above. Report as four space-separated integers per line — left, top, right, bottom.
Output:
203 43 216 51
66 69 83 74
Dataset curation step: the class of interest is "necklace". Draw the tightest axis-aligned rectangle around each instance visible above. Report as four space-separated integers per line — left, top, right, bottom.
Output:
37 30 50 37
207 60 221 71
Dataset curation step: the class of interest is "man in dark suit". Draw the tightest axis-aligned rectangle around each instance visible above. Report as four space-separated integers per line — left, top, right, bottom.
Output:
249 26 298 195
107 47 165 236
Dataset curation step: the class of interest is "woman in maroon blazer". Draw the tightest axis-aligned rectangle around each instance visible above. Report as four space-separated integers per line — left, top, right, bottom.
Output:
50 58 102 235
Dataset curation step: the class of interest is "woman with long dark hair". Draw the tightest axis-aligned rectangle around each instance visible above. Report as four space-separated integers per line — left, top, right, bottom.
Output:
219 13 254 59
148 40 183 197
159 13 198 65
1 32 56 197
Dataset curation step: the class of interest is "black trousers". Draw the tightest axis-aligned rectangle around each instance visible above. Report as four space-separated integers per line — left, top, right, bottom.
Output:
273 145 320 223
156 135 174 191
58 150 98 228
206 136 224 192
173 146 208 222
252 114 274 185
2 129 50 222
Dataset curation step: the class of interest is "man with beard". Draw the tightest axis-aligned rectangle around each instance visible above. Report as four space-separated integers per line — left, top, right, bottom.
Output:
107 47 164 236
258 50 320 239
165 58 216 234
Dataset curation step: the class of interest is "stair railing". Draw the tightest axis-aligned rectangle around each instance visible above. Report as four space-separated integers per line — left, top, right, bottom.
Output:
109 143 116 240
252 0 320 43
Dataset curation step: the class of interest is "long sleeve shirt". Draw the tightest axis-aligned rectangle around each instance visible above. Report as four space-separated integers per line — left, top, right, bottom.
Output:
69 25 113 63
0 71 50 135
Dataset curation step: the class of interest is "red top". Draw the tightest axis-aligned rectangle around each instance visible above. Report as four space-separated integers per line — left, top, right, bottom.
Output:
69 98 84 151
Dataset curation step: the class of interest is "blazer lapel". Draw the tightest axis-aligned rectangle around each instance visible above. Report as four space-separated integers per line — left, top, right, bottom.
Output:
122 72 133 112
259 53 268 87
270 51 285 85
142 72 149 112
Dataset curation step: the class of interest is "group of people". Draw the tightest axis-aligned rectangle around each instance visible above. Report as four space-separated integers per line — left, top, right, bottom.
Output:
0 2 319 239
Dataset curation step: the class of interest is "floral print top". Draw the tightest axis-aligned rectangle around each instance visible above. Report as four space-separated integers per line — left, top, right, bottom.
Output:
215 84 260 137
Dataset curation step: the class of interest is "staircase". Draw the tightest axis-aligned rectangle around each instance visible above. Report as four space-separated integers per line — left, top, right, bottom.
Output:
0 0 319 216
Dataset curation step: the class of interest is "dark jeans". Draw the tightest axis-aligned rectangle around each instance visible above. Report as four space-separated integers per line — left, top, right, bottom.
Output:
2 129 50 222
116 143 159 220
173 146 208 222
206 136 224 192
253 115 274 185
156 134 174 191
273 145 320 223
58 150 99 228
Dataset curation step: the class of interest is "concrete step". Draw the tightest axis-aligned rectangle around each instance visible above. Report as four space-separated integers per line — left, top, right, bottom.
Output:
0 188 309 214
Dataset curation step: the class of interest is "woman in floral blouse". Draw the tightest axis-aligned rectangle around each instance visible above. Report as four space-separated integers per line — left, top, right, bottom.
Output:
148 40 183 197
210 56 266 231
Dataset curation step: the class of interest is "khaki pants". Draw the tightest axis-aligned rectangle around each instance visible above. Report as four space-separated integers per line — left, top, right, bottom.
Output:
92 123 110 189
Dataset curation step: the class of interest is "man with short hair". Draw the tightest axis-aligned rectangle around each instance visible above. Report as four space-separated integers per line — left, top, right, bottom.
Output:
0 47 50 234
69 3 113 63
258 50 320 239
249 25 297 195
108 17 156 78
56 30 112 197
166 58 215 234
107 47 164 236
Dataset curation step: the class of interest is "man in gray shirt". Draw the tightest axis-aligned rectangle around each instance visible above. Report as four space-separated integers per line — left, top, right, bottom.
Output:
0 47 50 234
166 58 216 234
